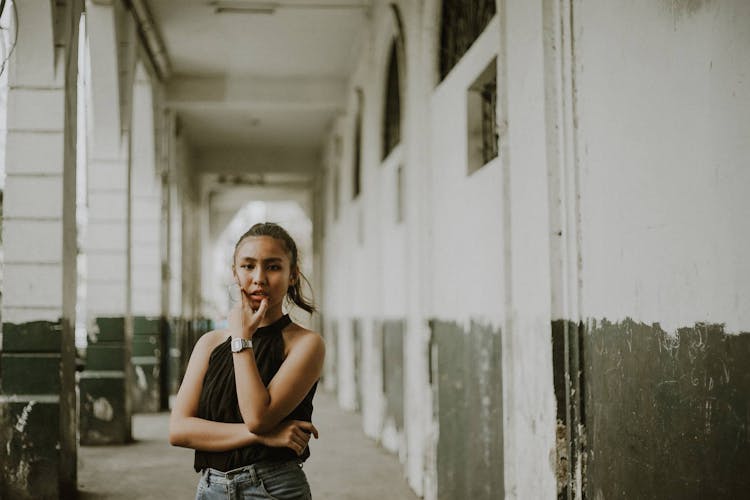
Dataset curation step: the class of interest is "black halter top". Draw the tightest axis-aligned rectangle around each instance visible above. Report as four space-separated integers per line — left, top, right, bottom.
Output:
193 313 318 472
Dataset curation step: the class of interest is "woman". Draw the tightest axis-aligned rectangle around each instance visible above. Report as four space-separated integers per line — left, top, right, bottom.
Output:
169 222 325 500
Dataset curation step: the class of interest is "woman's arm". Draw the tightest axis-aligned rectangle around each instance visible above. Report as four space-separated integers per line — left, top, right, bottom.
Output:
168 330 264 452
232 296 325 435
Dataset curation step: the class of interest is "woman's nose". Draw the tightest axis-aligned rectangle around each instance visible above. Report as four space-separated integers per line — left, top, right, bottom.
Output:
252 268 266 284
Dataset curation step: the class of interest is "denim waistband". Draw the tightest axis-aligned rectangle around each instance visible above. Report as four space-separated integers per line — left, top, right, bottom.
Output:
201 459 302 486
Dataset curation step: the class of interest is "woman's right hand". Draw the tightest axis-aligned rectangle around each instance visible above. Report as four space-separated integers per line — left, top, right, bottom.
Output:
259 420 319 456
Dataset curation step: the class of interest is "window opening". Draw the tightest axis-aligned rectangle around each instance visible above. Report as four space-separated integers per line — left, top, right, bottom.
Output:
396 164 404 224
382 41 401 160
333 135 341 221
467 58 498 174
353 88 363 199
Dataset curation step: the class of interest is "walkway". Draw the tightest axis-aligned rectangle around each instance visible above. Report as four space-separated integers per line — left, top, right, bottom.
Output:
78 389 419 499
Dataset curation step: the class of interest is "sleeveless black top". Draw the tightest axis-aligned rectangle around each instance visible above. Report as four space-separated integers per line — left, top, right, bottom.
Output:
193 313 318 472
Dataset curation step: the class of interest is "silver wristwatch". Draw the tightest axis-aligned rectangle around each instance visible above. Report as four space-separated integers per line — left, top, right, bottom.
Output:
230 337 253 353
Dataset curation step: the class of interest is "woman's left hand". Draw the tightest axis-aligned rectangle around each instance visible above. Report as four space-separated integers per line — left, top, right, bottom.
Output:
228 289 269 339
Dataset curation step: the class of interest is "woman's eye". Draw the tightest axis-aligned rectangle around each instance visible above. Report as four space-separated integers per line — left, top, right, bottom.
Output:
268 265 281 271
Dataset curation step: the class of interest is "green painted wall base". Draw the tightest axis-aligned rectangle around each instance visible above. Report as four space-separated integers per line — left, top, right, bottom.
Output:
132 316 162 413
581 319 750 499
429 318 504 500
381 319 405 430
79 372 129 445
79 317 131 445
0 320 75 500
168 317 214 400
0 399 61 499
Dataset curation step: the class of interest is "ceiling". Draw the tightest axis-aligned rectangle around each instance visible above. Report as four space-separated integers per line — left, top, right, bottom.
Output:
149 0 371 161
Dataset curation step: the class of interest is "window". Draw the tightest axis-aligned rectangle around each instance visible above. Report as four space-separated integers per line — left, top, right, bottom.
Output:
382 41 401 160
467 58 498 174
353 88 363 199
395 164 404 223
439 0 496 81
333 135 341 221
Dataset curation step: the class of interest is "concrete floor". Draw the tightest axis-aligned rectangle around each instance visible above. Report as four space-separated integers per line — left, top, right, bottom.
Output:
78 389 419 499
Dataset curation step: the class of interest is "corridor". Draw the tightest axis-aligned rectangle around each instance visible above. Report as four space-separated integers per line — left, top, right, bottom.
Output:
78 389 417 499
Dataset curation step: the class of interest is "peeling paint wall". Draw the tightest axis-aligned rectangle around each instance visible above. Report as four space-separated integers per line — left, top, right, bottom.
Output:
430 319 503 500
583 320 750 498
320 1 434 494
320 1 511 497
320 0 749 499
561 0 750 497
1 1 82 497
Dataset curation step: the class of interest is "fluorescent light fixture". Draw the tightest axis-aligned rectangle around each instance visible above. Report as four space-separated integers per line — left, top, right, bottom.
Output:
210 1 279 15
209 1 369 14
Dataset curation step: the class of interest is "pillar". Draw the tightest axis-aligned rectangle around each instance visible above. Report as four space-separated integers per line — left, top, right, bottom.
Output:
79 0 133 444
0 1 82 498
130 62 163 413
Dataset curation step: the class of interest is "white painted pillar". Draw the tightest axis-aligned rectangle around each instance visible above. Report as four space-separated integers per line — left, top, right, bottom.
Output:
81 0 133 443
129 62 164 413
406 14 434 500
86 153 130 320
85 1 130 327
500 0 557 498
168 177 183 319
0 1 81 497
131 63 161 318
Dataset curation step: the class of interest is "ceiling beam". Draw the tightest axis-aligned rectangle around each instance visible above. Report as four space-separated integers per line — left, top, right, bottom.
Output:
194 146 321 174
165 75 347 111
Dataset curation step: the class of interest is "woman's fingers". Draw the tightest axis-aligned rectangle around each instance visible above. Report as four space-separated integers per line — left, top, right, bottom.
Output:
238 291 268 332
290 434 307 450
253 297 269 319
296 421 319 439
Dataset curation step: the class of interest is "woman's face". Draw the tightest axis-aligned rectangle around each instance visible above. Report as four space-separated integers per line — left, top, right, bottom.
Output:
233 236 294 312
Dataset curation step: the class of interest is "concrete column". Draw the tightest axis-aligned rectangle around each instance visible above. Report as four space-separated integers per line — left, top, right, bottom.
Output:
130 63 162 413
500 0 557 497
0 1 81 498
80 145 132 443
167 113 186 391
79 1 133 444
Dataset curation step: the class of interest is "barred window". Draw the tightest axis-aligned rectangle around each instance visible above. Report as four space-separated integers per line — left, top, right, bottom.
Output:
439 0 496 81
333 135 341 220
382 41 401 160
396 164 404 223
467 58 498 174
353 88 363 199
480 78 498 164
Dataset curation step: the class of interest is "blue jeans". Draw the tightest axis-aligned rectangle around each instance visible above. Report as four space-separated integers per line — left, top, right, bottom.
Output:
196 459 312 500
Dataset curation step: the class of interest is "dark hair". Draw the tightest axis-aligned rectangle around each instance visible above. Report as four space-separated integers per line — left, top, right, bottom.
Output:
233 222 316 315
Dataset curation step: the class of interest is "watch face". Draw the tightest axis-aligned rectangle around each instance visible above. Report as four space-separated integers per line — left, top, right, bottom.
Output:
231 338 242 352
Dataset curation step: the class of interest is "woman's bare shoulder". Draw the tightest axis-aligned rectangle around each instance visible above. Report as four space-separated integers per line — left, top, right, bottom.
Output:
194 328 231 356
283 322 325 358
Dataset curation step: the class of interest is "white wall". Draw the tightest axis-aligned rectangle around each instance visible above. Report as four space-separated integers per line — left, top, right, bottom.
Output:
574 0 750 334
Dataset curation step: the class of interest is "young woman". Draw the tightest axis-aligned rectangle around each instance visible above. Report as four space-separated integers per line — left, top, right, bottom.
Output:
169 222 325 500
